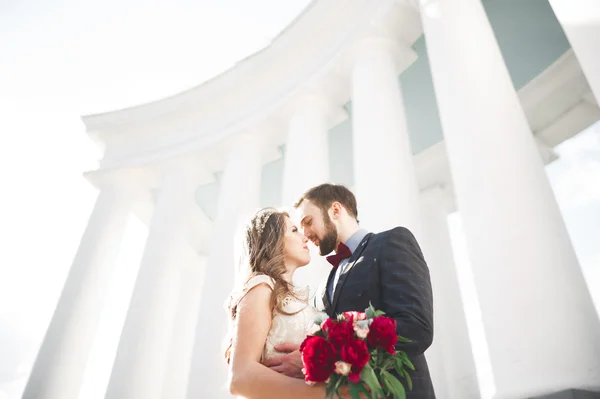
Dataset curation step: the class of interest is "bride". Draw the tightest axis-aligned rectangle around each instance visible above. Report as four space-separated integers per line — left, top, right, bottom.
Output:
225 207 356 399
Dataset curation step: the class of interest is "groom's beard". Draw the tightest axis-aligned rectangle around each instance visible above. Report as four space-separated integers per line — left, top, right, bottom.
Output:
319 214 338 256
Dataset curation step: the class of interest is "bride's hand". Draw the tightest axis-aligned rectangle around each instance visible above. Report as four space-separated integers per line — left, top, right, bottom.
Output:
262 342 304 378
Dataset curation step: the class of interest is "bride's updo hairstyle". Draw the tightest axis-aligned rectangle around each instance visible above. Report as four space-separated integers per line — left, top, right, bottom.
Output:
224 207 302 364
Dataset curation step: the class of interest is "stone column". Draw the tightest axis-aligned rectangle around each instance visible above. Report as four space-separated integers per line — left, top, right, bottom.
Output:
281 94 332 207
420 186 479 399
105 160 199 399
418 0 600 396
187 135 263 399
350 37 422 235
280 94 344 293
22 173 138 399
548 0 600 103
162 251 207 399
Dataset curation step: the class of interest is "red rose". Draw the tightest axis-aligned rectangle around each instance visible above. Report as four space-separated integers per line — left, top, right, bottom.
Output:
300 336 337 383
367 316 398 354
348 372 361 383
340 339 370 376
326 319 355 348
299 335 317 352
321 318 336 333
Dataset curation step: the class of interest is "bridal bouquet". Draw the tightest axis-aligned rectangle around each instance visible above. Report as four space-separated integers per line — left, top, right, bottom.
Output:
299 304 414 399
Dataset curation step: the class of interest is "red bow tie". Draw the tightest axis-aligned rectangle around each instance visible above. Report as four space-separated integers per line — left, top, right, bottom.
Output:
326 242 352 269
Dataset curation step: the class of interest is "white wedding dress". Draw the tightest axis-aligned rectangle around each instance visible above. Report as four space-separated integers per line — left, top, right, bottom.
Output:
234 274 319 361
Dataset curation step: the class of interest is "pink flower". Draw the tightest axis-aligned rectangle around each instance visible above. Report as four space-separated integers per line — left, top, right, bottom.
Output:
343 311 367 322
334 361 352 376
354 324 369 339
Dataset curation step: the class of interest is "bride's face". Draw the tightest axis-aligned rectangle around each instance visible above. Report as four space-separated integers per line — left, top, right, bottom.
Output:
283 217 311 268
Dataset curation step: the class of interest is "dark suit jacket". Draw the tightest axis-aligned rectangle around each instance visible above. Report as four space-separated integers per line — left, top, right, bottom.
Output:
323 227 436 399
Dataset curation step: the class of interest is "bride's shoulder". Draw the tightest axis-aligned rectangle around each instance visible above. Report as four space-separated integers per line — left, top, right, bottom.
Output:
229 274 275 311
244 274 275 291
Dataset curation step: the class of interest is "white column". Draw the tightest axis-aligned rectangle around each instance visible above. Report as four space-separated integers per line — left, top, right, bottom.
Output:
22 176 136 399
548 0 600 104
162 251 207 399
350 37 422 235
420 186 479 399
281 95 331 207
187 135 263 399
105 161 198 399
281 94 340 293
419 0 600 396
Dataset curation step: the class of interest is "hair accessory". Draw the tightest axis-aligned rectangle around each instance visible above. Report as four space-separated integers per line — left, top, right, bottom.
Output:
254 208 278 237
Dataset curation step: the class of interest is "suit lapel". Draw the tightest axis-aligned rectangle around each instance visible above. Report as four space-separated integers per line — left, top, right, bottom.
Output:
331 233 373 312
322 266 336 316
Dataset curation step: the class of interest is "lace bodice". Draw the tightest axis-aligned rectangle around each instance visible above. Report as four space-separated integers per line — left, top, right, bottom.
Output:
235 275 318 361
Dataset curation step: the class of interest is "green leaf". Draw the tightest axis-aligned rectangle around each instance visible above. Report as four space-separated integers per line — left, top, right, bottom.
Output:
395 381 406 399
381 370 406 399
401 369 413 391
380 372 393 396
313 329 325 338
396 352 415 371
356 319 370 330
326 374 340 398
357 382 374 399
397 335 412 343
365 305 375 319
360 364 383 397
325 380 333 397
332 374 344 394
380 353 396 371
374 310 386 317
349 384 362 399
393 356 404 375
314 312 328 325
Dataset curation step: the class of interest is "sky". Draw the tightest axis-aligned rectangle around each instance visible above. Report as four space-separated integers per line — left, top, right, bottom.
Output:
0 1 599 398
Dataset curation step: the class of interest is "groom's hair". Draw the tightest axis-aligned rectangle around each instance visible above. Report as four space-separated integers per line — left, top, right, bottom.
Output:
294 183 358 220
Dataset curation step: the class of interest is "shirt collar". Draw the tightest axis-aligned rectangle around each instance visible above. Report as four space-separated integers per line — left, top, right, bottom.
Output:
343 228 369 254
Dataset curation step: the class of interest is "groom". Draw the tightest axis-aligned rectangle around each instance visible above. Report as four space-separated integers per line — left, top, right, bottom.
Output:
264 183 435 398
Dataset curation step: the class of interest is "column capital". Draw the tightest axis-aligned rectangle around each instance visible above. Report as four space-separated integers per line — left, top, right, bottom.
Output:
341 34 418 77
203 130 277 182
221 132 270 170
151 155 214 185
228 132 264 154
84 167 152 195
277 88 348 128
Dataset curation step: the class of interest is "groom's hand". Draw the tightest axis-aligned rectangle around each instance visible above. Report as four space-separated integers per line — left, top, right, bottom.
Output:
263 342 304 378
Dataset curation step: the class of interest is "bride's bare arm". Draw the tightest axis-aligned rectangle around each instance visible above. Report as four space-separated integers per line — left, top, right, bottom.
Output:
228 282 327 399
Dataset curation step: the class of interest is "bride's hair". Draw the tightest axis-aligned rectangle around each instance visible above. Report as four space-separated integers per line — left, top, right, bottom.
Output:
224 207 301 364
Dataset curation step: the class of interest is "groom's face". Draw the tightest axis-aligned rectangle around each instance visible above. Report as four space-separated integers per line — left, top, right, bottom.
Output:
298 200 338 256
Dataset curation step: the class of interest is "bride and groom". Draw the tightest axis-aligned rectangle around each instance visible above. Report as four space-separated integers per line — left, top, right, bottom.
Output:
225 183 435 398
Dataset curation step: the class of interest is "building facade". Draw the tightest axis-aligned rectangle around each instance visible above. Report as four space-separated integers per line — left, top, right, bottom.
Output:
23 0 600 398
